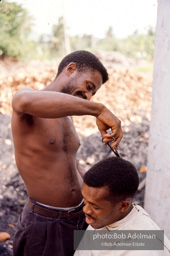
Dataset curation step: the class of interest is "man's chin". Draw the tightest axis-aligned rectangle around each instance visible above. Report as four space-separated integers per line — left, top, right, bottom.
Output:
90 223 102 229
85 216 99 229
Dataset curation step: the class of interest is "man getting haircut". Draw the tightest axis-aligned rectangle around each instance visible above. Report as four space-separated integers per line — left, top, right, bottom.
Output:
74 157 170 256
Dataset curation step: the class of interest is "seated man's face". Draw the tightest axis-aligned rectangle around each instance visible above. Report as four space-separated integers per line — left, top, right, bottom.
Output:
82 183 122 229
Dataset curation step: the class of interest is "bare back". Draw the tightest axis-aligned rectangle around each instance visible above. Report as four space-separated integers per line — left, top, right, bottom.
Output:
11 112 83 207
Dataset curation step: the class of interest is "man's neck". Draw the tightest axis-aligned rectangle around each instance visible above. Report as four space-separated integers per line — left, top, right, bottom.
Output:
43 75 64 92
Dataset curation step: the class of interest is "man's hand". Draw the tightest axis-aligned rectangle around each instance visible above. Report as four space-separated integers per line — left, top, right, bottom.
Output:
96 107 123 149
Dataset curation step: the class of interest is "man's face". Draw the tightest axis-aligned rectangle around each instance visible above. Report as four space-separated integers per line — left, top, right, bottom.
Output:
82 183 122 229
61 70 103 100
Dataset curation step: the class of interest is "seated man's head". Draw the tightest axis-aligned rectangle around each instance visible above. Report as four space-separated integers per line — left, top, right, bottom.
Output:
55 50 108 100
82 157 139 229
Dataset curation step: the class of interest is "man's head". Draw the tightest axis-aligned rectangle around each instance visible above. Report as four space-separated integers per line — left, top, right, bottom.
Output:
82 157 139 229
56 50 108 83
55 51 108 100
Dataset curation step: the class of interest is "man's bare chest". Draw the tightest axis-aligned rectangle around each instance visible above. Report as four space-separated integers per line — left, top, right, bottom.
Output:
33 116 80 153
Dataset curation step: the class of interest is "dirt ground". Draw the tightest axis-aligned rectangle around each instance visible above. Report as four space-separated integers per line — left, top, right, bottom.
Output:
0 53 152 255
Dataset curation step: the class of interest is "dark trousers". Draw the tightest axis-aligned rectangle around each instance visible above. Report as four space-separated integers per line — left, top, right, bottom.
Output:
13 202 87 256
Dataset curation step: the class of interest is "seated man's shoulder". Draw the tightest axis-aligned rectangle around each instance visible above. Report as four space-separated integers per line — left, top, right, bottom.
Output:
128 205 161 230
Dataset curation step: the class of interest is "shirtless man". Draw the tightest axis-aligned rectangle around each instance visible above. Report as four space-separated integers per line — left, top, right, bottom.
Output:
11 50 123 256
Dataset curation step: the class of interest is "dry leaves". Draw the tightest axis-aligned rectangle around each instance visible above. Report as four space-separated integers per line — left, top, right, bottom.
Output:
0 67 152 136
0 232 11 242
140 165 147 173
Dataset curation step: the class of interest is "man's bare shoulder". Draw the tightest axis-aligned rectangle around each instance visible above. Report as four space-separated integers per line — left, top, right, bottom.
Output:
12 87 35 114
15 86 34 94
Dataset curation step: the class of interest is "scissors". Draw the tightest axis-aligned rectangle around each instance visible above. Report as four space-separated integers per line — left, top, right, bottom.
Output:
107 142 120 157
102 138 120 157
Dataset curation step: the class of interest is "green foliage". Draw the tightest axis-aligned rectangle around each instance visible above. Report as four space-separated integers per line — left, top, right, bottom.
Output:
116 27 155 60
0 1 32 58
99 27 118 51
70 34 93 51
34 17 66 59
48 17 65 58
0 1 155 62
97 37 119 52
70 26 155 61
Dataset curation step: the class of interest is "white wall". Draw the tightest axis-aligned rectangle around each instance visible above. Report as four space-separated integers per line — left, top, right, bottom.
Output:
145 0 170 239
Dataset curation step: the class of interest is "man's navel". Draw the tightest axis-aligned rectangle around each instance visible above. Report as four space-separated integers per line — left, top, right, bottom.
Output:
49 138 55 144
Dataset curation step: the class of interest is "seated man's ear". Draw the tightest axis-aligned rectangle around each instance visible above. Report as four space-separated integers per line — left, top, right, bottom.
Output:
66 62 77 76
119 199 131 213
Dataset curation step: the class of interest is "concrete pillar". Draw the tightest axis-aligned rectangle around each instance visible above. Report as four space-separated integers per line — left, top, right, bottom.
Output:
145 0 170 239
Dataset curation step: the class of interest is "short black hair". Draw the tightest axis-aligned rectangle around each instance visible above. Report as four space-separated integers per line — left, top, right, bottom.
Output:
83 157 139 202
56 50 108 83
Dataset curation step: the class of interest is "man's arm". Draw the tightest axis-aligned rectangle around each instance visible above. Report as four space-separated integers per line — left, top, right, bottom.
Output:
12 87 103 118
12 88 122 148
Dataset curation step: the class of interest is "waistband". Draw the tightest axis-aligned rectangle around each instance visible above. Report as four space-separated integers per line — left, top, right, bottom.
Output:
27 198 84 219
37 199 84 211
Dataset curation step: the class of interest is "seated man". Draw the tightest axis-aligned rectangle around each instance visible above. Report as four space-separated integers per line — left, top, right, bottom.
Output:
74 157 170 256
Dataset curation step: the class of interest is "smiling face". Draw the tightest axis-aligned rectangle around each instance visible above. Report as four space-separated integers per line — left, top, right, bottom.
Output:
61 63 103 100
82 183 125 229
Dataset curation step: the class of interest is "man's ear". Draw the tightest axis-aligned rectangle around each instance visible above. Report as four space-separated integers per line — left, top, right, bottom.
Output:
119 199 131 213
66 62 77 76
